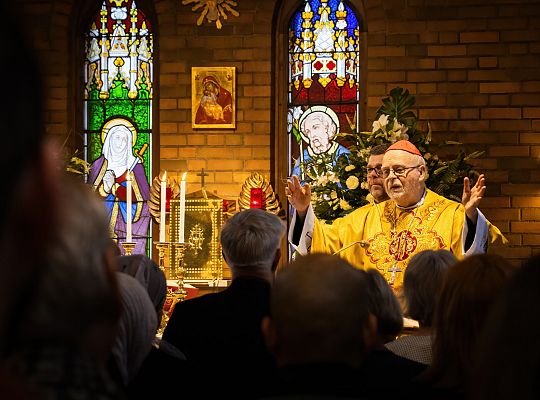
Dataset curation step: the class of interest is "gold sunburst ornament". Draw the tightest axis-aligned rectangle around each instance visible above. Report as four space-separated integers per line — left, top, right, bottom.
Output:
182 0 240 29
238 172 284 218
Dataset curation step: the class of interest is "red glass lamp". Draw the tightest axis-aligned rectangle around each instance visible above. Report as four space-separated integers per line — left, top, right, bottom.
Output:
250 188 264 209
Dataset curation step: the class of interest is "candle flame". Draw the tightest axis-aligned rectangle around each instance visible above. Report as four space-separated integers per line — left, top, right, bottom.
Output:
182 172 187 181
161 170 167 181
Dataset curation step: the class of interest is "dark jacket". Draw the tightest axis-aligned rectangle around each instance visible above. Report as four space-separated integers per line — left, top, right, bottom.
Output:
162 276 276 398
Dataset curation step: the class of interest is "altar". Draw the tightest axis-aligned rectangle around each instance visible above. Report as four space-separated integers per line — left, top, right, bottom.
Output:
153 170 283 334
169 190 227 282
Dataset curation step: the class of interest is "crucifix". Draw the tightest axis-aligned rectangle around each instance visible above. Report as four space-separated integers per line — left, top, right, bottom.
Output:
387 264 403 285
197 168 209 189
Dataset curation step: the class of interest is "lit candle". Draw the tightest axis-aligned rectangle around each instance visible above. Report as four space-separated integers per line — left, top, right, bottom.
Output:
160 171 167 242
179 172 187 243
126 172 132 242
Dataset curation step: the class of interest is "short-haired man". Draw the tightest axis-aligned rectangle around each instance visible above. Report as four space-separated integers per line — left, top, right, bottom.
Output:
286 140 506 290
366 143 391 204
261 253 375 398
162 208 285 398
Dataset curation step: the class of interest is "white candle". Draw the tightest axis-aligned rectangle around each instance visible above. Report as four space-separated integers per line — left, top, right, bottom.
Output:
126 172 132 242
160 171 167 242
179 172 187 243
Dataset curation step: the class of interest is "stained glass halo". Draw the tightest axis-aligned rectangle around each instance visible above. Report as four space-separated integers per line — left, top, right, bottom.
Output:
297 105 341 144
101 118 137 145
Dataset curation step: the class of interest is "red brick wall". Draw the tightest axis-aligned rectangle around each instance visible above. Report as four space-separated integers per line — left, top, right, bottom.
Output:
14 0 540 263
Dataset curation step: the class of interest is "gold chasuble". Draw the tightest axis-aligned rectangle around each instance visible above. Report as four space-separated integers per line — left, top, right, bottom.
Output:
306 189 506 289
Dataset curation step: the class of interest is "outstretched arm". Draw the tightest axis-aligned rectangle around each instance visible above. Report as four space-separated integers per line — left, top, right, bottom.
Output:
462 174 486 224
285 175 311 220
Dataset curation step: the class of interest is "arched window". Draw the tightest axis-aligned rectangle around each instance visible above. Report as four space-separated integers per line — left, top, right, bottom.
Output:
287 0 362 180
84 0 153 255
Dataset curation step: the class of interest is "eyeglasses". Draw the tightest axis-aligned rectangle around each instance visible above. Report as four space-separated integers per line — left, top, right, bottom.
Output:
366 167 383 176
381 165 422 178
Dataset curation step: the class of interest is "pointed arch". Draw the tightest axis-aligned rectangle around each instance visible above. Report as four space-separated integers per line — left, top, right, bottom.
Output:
75 0 159 256
272 0 367 250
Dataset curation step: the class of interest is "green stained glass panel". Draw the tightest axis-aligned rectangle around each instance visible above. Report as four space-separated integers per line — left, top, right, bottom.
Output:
83 0 154 257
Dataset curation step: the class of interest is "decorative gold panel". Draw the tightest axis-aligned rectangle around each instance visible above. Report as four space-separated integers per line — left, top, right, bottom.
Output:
170 198 224 281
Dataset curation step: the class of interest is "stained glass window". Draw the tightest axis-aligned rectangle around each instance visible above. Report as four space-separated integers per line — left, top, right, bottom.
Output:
84 0 153 256
288 0 360 179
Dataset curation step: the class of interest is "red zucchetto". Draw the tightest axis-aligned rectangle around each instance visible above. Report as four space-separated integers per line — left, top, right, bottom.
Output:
385 140 422 156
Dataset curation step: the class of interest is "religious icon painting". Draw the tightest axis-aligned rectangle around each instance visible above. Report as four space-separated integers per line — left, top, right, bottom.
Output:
191 66 236 129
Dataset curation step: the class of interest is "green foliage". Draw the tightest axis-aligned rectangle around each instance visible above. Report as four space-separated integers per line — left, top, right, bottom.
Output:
299 87 484 222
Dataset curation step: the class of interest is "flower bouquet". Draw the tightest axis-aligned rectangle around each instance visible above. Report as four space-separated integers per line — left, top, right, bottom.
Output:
300 87 484 222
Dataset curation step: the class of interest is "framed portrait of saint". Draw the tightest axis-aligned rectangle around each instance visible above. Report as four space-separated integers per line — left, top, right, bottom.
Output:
191 66 236 129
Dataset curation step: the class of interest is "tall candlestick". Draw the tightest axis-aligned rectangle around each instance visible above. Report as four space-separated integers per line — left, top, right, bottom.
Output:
126 172 132 242
160 171 167 242
179 172 187 243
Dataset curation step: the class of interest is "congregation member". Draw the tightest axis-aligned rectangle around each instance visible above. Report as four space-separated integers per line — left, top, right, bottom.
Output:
286 140 506 289
360 269 426 399
418 254 517 399
162 208 285 399
386 249 457 365
4 181 124 399
0 2 63 359
365 268 404 345
108 272 158 388
0 4 124 398
116 255 188 399
116 254 167 329
469 254 540 400
261 253 373 399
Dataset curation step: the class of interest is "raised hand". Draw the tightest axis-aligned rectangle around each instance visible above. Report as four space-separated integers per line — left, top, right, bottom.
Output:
462 174 486 223
285 175 312 218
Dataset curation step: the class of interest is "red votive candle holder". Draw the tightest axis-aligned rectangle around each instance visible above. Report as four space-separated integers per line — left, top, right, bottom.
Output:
250 188 264 209
166 187 173 212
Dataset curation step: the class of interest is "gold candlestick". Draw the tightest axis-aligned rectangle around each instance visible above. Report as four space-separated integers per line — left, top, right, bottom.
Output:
121 241 136 255
154 242 170 274
171 242 187 301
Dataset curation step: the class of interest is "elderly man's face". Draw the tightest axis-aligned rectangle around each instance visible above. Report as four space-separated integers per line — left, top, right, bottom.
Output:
303 113 333 154
382 150 426 207
366 154 388 203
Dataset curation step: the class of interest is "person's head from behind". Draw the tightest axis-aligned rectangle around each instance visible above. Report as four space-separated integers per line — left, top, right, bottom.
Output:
470 254 540 400
382 140 427 208
365 268 403 346
220 208 285 280
367 143 390 203
263 253 374 367
0 3 64 354
426 253 517 388
116 254 167 330
14 179 121 363
111 272 157 386
404 249 457 328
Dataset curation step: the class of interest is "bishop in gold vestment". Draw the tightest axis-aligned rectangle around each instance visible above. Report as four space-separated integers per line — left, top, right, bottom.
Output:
287 140 507 290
